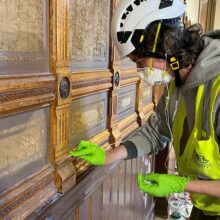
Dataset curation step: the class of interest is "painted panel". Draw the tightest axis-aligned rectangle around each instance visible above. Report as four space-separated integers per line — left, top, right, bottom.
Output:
117 84 136 121
0 0 49 74
69 92 108 147
70 0 110 70
0 107 50 191
142 83 153 106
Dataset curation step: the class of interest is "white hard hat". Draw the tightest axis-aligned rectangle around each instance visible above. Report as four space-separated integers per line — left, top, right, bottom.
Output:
111 0 186 59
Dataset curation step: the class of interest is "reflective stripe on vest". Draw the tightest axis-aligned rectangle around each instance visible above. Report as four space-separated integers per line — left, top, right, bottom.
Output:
170 76 220 215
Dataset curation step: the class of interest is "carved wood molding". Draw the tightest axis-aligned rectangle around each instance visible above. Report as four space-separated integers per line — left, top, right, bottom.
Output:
55 159 76 193
0 86 54 103
70 72 113 99
54 104 70 159
72 78 112 89
0 165 56 219
50 0 70 72
71 130 111 177
118 112 139 140
120 72 140 86
136 80 145 126
0 73 55 115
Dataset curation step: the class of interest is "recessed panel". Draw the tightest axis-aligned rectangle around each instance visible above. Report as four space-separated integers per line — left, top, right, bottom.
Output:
70 0 110 70
142 83 153 106
117 85 136 121
0 107 50 192
69 92 108 147
0 0 49 74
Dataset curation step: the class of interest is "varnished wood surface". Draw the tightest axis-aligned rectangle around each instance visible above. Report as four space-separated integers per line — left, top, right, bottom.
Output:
0 0 156 218
30 156 155 220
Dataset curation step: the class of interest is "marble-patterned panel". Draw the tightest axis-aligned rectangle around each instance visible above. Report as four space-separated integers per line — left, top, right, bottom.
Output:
117 84 136 121
0 0 49 74
0 107 50 191
69 92 108 146
70 0 110 70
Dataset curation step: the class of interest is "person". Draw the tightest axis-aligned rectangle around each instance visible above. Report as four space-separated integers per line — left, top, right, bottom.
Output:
70 0 220 219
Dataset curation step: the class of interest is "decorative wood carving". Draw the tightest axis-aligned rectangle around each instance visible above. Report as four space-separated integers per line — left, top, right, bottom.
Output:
53 104 77 193
55 159 76 193
136 78 145 126
0 73 55 115
120 69 140 86
56 73 71 106
50 0 70 73
113 71 120 87
118 113 139 140
59 77 70 99
0 165 56 219
108 69 122 146
54 104 70 158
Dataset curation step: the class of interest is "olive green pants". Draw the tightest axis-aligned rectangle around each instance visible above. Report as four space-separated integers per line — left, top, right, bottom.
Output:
190 207 220 220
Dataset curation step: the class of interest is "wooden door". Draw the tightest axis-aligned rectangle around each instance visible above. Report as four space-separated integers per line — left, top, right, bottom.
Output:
0 0 156 219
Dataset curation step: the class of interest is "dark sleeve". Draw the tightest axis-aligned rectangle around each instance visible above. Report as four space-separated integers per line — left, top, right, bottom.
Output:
120 90 172 158
122 141 138 159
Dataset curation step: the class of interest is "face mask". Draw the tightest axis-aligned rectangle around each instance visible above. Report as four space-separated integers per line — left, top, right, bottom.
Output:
138 67 174 86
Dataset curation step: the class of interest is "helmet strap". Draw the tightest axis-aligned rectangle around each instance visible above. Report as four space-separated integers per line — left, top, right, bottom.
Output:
149 21 162 71
143 22 182 87
168 56 182 87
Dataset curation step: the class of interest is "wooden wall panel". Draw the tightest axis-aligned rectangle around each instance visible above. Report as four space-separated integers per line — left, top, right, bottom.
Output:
0 0 57 218
35 156 154 220
0 0 158 218
0 73 55 115
0 107 50 191
0 0 49 74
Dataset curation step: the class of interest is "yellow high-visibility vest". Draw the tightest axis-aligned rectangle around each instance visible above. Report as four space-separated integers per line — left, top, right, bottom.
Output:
170 76 220 215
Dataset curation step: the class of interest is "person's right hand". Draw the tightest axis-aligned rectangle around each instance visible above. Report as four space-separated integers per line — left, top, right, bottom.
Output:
69 140 106 165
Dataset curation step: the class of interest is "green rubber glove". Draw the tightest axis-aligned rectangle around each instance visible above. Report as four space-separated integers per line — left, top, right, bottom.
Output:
69 140 105 165
137 173 189 197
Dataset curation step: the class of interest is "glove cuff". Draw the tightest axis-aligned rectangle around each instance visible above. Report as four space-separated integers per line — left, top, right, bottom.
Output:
178 176 190 192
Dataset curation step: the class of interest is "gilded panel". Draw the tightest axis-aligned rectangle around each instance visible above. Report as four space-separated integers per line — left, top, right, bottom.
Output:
0 0 49 74
69 92 108 146
142 83 153 106
117 84 136 121
70 0 110 70
0 107 50 191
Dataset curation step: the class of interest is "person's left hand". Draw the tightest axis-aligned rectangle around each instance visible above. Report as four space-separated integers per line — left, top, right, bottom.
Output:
137 173 189 197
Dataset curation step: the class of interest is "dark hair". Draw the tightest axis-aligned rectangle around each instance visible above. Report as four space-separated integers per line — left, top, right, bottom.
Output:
131 22 204 68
